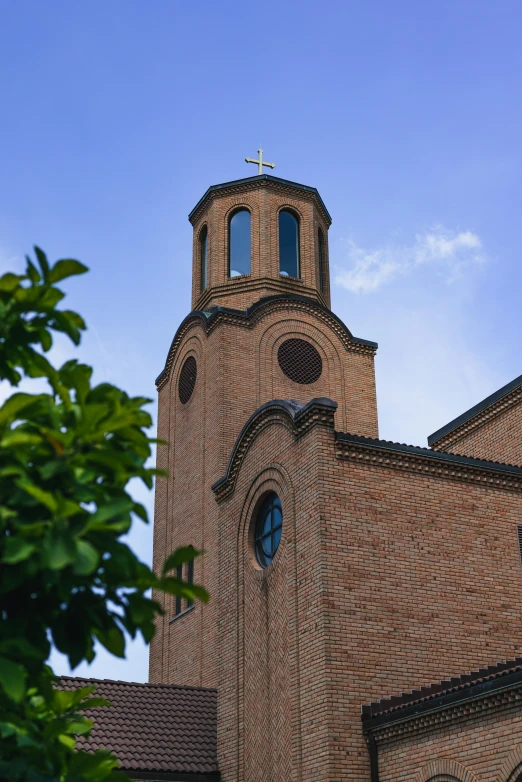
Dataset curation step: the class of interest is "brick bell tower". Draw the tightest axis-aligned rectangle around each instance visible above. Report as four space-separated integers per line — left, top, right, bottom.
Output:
149 167 379 777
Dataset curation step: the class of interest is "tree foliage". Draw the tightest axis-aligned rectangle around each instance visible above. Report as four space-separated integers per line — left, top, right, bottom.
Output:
0 248 207 780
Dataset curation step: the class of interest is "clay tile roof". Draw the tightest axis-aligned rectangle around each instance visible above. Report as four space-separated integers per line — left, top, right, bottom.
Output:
59 676 218 777
361 657 522 723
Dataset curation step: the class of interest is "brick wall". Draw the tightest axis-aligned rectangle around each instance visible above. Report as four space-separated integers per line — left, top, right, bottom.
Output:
375 698 522 781
434 395 522 466
211 406 522 781
150 175 522 781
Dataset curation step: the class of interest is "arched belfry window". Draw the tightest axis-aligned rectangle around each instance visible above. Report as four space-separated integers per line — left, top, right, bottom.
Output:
229 209 251 277
200 225 208 292
318 228 325 292
279 210 300 278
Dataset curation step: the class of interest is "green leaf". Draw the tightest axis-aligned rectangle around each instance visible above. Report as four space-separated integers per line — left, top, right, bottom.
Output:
156 576 209 603
133 502 148 522
57 733 76 749
74 540 100 575
34 246 50 280
0 392 46 426
17 480 58 512
0 272 22 292
2 537 36 565
1 430 41 448
87 498 134 529
162 545 200 575
25 257 41 283
40 328 53 351
94 627 125 658
0 657 27 702
44 532 77 570
48 258 89 283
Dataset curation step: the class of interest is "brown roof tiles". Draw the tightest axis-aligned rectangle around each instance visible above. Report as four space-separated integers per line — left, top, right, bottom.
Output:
59 676 218 777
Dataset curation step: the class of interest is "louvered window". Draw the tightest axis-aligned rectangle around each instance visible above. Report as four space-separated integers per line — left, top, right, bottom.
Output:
172 560 195 621
517 526 522 565
175 565 183 616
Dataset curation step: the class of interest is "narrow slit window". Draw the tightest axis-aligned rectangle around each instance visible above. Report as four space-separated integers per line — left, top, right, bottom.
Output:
229 209 251 277
517 526 522 565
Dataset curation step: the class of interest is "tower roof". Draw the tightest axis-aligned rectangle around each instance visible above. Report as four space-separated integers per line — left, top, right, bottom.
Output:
188 174 332 226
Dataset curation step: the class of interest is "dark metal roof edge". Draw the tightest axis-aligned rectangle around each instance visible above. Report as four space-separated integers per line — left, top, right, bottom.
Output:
428 373 522 446
188 174 332 223
130 771 220 781
362 668 522 732
155 294 377 387
335 431 522 476
211 397 337 493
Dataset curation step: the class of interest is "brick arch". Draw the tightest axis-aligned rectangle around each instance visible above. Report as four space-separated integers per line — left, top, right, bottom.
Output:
235 459 301 782
164 332 206 621
238 462 296 576
170 332 205 408
258 316 348 430
498 744 522 781
414 759 480 782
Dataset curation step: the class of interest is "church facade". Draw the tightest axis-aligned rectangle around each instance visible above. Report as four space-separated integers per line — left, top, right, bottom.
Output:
143 170 522 781
74 172 522 781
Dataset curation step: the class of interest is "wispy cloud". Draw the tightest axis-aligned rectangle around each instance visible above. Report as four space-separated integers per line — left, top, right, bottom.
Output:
334 227 486 293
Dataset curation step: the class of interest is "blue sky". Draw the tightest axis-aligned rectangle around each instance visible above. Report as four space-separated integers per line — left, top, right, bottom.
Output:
1 0 521 681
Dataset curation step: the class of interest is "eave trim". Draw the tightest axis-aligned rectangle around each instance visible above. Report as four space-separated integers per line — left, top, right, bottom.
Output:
211 397 337 501
428 373 522 446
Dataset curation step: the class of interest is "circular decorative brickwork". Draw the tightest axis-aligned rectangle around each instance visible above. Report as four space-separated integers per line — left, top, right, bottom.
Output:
178 356 197 404
277 338 322 384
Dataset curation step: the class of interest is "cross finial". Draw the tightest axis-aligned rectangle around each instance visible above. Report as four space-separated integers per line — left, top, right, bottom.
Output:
245 147 275 176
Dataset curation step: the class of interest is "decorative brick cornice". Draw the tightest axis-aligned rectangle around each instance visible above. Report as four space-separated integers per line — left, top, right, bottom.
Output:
362 657 522 744
188 174 332 227
155 294 377 390
211 398 337 502
193 275 326 313
428 374 522 450
335 432 522 491
368 683 522 744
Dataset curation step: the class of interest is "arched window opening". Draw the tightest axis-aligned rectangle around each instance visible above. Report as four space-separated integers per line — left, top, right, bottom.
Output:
229 209 251 277
200 226 208 292
279 210 300 278
318 228 325 292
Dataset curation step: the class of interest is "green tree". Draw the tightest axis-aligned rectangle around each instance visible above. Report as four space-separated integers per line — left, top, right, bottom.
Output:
0 248 207 781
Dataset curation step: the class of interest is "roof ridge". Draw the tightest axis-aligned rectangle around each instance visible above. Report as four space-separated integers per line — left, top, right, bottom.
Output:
58 675 217 693
428 372 522 446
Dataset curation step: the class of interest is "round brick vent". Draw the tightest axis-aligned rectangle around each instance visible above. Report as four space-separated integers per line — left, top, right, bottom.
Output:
178 356 197 404
277 338 322 384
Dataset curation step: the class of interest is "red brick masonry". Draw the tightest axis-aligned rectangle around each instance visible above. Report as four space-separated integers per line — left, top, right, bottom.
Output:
363 658 522 781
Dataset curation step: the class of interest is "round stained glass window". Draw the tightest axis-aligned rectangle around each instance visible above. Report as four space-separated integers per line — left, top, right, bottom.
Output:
255 493 283 568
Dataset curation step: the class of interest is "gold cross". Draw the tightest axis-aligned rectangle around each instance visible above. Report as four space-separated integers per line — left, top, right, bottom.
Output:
245 148 275 175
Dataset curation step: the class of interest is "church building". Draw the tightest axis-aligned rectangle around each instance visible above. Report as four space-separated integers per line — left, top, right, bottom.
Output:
75 163 522 781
